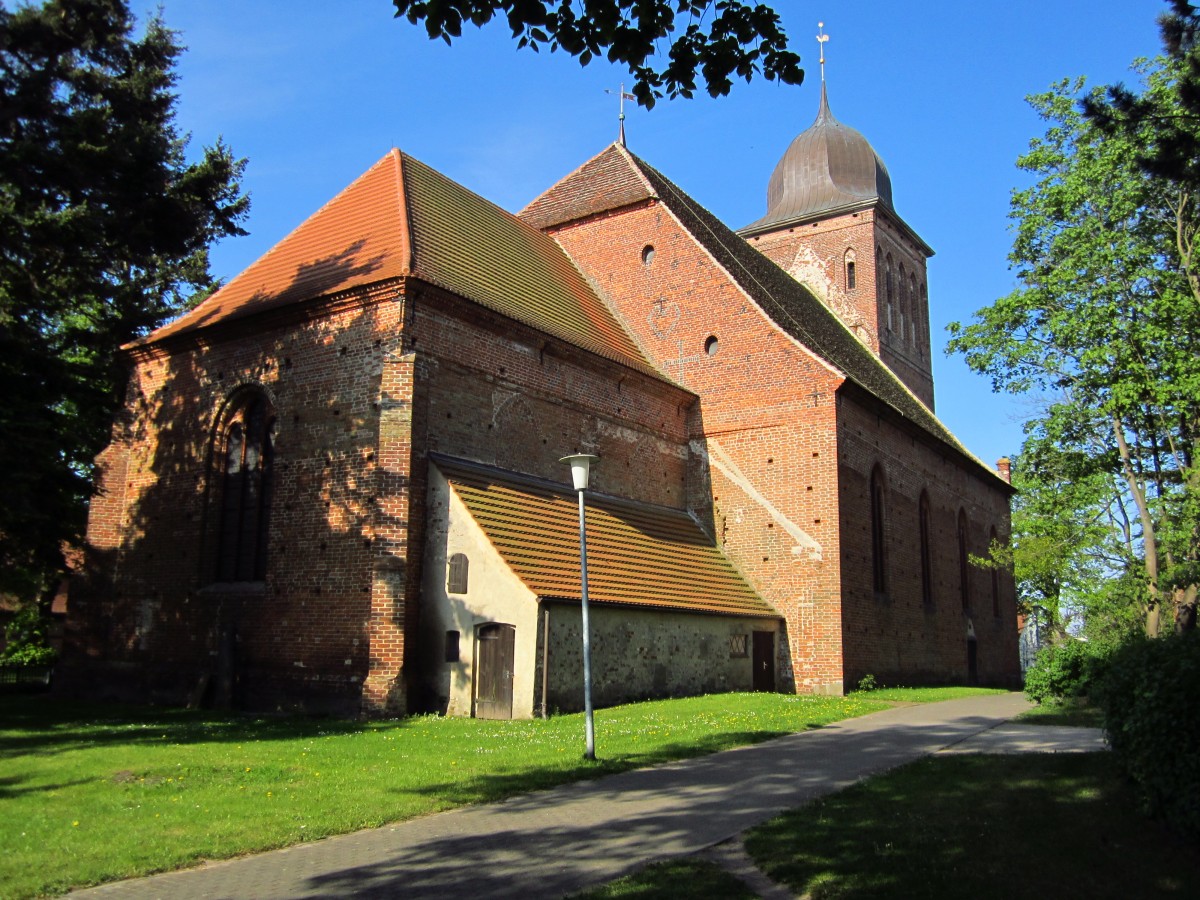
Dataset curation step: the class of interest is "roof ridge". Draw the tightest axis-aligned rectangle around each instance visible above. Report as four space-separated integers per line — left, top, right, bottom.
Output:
621 153 997 474
392 149 416 273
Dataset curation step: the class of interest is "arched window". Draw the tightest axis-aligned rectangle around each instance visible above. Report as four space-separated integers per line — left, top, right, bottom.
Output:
919 491 933 607
871 466 889 597
844 249 857 291
990 527 1001 616
919 283 928 356
957 509 971 611
909 275 919 347
897 264 907 341
885 255 895 333
216 392 275 582
447 553 469 594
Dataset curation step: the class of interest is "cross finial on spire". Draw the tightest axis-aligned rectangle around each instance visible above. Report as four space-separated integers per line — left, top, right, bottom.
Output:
817 22 829 83
605 83 636 147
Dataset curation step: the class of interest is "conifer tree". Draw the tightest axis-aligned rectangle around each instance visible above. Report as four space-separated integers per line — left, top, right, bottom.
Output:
0 0 249 602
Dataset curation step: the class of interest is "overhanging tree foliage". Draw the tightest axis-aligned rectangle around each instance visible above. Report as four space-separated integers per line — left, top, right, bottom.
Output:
948 66 1200 637
0 0 249 603
390 0 803 108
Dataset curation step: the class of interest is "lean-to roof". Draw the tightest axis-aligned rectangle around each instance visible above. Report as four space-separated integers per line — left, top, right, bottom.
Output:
435 456 778 619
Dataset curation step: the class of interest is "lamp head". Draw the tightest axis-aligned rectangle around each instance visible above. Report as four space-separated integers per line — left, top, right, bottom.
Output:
560 453 600 492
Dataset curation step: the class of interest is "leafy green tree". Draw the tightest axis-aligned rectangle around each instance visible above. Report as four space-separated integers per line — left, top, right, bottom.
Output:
948 67 1200 636
0 0 249 605
390 0 803 108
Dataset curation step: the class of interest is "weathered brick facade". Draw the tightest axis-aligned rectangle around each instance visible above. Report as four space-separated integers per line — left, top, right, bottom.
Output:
64 110 1019 716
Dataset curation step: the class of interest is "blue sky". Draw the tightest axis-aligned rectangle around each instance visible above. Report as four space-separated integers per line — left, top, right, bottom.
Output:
157 0 1165 469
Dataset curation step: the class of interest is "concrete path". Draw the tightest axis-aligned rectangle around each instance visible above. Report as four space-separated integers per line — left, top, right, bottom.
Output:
75 693 1086 899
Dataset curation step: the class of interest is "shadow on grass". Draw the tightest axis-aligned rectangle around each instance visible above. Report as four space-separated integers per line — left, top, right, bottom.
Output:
745 754 1200 899
0 695 376 758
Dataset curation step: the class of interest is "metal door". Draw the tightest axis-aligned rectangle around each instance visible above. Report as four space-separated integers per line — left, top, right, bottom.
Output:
752 631 775 692
475 623 515 719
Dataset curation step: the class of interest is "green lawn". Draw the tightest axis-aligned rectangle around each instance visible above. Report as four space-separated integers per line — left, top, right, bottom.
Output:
746 753 1199 899
598 754 1200 899
0 690 893 897
1017 698 1106 728
852 685 1011 704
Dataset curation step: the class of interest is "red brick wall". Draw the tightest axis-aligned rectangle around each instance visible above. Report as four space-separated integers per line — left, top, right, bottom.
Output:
545 202 852 693
66 286 406 714
836 392 1019 688
746 207 935 409
66 273 697 715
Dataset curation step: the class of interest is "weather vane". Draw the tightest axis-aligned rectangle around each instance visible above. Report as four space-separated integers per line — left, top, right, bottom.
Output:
817 22 829 83
605 83 635 147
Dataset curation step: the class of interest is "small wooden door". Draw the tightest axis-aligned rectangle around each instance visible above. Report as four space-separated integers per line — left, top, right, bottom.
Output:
752 631 775 692
475 623 515 719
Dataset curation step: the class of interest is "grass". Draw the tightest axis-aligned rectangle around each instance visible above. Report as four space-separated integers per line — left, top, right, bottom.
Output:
0 690 894 897
570 858 757 899
850 685 1011 704
1018 698 1106 728
744 753 1200 899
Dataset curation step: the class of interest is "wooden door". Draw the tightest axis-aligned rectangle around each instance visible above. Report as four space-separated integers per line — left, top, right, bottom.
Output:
752 631 775 692
475 623 516 719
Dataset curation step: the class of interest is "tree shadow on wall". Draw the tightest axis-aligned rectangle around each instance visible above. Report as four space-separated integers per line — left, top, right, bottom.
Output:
64 241 421 714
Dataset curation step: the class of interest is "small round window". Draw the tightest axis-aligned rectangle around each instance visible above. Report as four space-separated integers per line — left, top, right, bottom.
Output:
641 245 656 265
704 335 719 356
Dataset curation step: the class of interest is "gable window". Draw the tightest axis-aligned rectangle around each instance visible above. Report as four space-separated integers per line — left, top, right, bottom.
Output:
216 392 275 582
919 491 934 607
870 466 889 597
447 553 469 594
958 509 971 611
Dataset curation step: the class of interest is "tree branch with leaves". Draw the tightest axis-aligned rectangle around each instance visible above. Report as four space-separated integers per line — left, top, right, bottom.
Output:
390 1 803 108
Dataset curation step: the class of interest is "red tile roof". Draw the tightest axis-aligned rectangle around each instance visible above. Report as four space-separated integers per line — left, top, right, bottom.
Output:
436 456 778 619
134 151 655 375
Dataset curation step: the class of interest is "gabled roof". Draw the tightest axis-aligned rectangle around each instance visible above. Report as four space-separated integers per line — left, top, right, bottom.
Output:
523 144 994 476
434 455 778 619
133 151 655 376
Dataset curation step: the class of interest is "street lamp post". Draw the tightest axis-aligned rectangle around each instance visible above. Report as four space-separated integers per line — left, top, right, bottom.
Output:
560 453 599 761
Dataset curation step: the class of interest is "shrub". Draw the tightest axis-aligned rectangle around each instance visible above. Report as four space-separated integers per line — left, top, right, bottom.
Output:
1022 639 1101 704
0 605 56 667
1096 632 1200 837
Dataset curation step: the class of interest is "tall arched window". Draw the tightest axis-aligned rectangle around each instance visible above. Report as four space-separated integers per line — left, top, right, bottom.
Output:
885 255 895 333
919 491 933 607
909 275 919 347
844 248 857 291
897 264 907 341
216 392 275 582
871 466 889 597
957 508 971 611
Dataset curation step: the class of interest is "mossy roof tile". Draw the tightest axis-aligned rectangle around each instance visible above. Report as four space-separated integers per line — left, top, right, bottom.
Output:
435 456 778 619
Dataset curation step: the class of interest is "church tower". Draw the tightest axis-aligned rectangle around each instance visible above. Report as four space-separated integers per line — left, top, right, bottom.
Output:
739 76 936 409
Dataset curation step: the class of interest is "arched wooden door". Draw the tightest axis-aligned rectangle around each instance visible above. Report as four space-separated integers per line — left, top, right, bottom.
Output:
474 623 515 719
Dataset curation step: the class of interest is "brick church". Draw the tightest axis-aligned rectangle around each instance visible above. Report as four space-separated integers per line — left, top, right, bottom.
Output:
64 83 1019 717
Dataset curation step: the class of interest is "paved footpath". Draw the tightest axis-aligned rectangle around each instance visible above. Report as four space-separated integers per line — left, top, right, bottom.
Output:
76 693 1085 900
